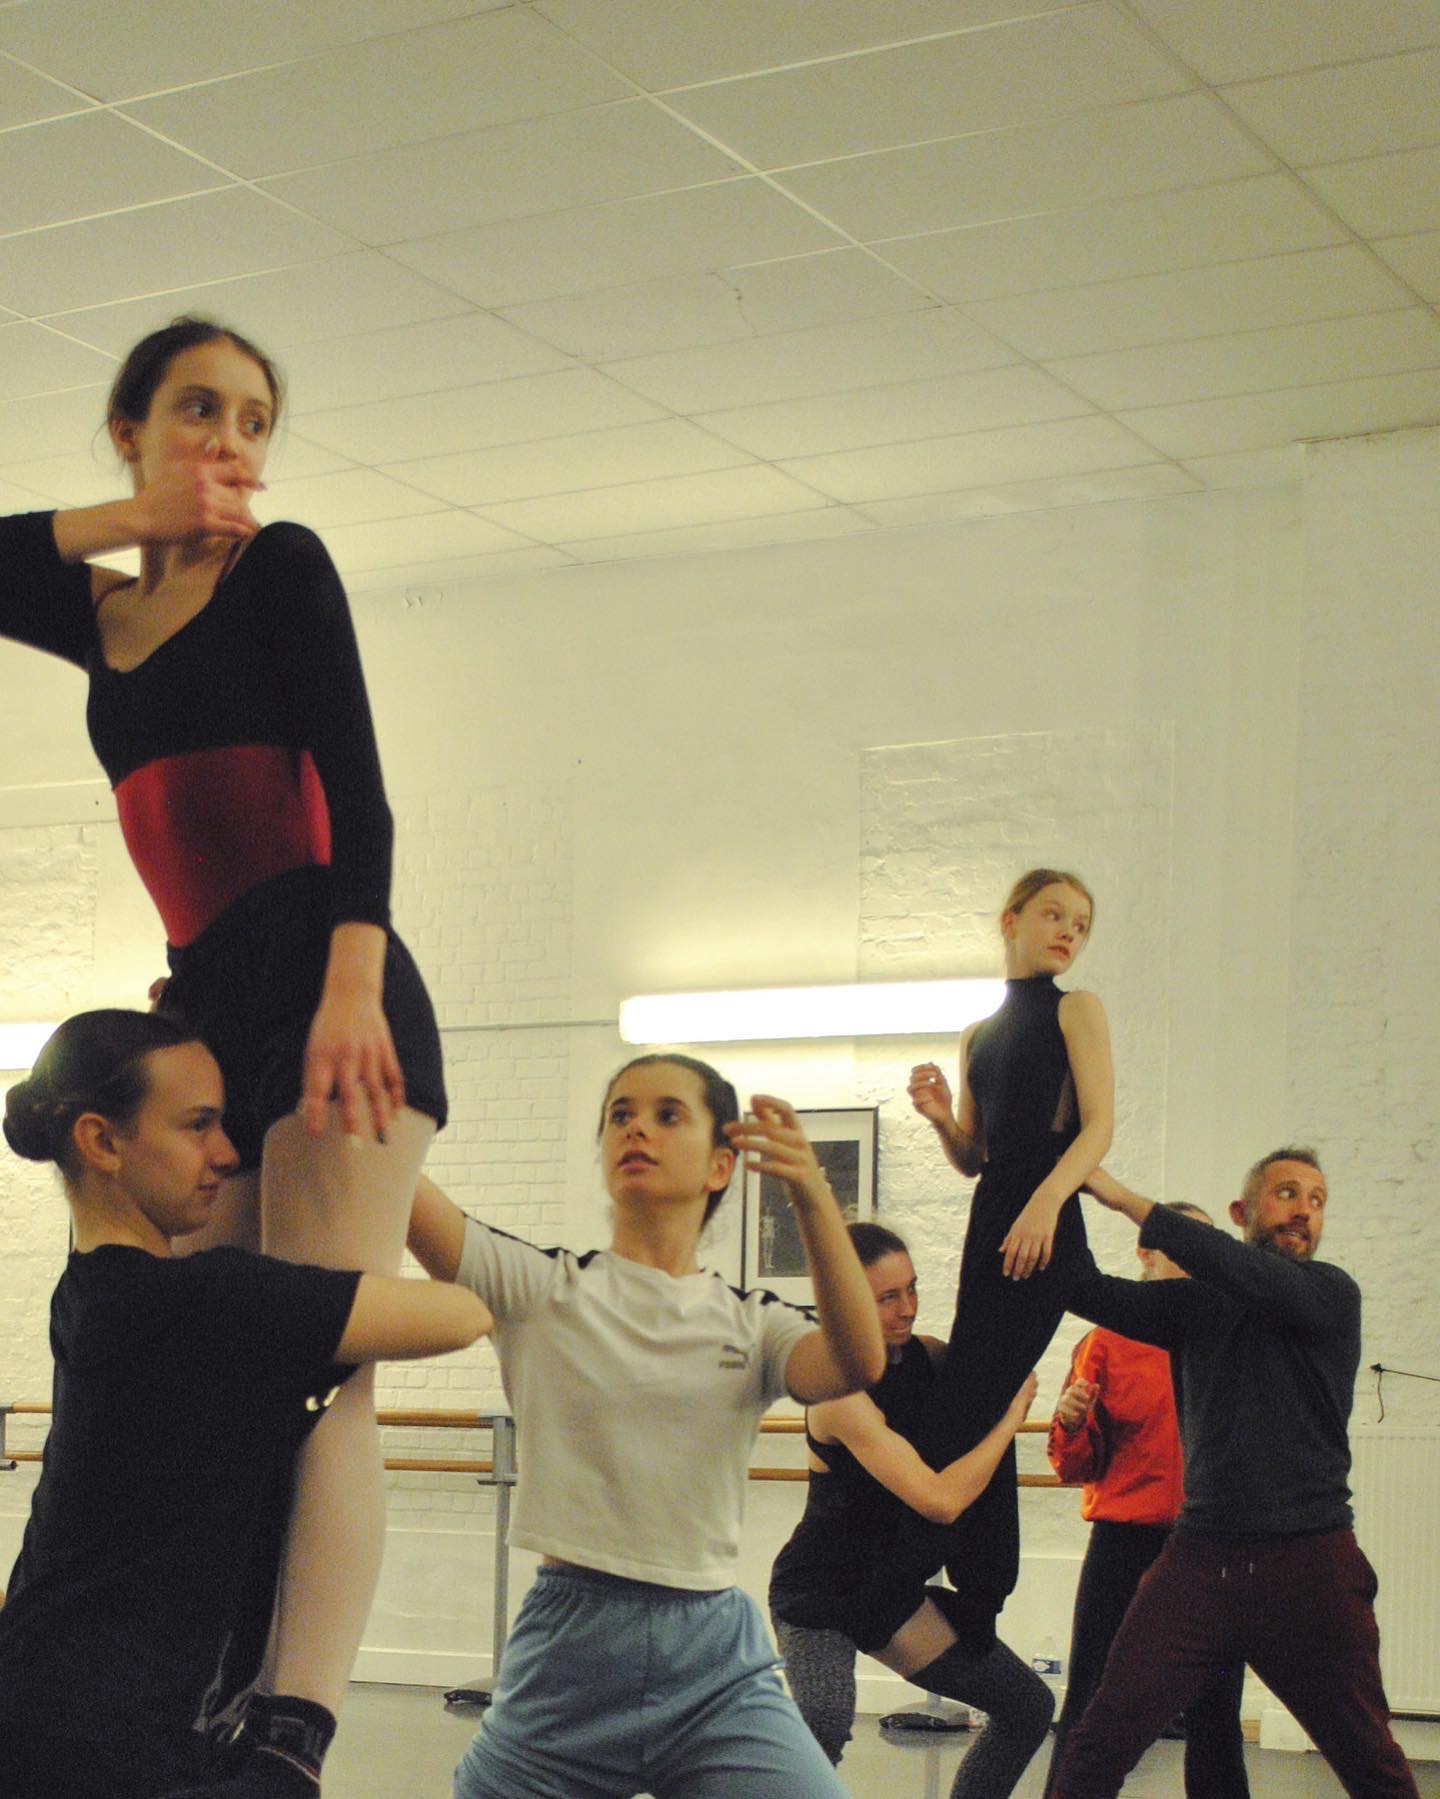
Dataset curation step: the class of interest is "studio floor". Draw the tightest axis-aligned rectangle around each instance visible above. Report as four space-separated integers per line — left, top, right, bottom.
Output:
326 1684 1440 1797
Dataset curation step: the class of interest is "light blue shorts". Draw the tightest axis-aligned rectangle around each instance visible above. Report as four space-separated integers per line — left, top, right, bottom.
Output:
453 1563 846 1798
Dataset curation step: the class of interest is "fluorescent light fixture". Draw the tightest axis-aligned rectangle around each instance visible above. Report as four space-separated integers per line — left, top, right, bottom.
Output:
618 980 1005 1045
0 1021 59 1073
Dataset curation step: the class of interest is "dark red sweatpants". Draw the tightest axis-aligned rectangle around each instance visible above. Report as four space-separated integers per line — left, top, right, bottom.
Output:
1049 1527 1418 1799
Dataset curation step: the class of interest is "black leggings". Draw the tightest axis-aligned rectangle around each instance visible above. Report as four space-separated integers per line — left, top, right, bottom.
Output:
775 1618 1053 1796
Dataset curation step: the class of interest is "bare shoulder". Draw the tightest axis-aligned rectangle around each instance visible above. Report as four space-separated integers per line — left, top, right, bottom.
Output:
1058 989 1107 1027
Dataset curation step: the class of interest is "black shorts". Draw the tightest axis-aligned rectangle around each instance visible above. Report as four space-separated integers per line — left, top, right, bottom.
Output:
160 868 447 1169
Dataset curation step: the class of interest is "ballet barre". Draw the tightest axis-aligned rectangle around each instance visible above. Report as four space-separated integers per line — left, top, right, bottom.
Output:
1 1402 1059 1485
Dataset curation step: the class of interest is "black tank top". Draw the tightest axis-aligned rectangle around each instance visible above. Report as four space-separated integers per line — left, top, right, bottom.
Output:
967 975 1078 1168
769 1336 934 1622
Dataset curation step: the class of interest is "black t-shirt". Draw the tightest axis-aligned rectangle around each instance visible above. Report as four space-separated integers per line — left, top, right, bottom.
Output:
0 1245 360 1799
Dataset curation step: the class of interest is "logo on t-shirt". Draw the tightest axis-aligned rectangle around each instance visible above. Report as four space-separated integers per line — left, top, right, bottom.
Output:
718 1342 750 1371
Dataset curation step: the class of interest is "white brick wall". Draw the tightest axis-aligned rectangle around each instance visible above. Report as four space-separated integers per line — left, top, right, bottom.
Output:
4 441 1433 1685
1288 431 1440 1430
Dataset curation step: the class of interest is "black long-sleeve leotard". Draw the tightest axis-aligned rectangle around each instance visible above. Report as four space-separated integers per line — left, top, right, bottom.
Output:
1 511 391 946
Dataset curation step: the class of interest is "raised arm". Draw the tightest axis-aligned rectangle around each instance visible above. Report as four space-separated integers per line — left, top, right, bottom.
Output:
1001 989 1114 1279
909 1027 985 1178
725 1097 884 1402
818 1372 1037 1524
47 460 262 565
335 1271 491 1362
407 1173 468 1284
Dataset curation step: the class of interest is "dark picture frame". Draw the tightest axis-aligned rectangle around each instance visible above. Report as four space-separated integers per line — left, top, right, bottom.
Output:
742 1107 878 1302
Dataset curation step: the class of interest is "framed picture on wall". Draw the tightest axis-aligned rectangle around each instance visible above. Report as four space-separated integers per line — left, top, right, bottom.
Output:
742 1107 877 1303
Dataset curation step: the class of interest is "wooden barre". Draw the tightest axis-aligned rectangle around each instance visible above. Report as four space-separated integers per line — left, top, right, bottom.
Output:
4 1403 1060 1483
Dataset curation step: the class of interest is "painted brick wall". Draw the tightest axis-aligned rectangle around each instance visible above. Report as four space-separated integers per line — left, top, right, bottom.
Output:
1289 431 1440 1431
378 783 574 1518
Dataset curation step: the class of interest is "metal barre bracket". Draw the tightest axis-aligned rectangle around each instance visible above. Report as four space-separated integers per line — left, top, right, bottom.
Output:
0 1402 15 1473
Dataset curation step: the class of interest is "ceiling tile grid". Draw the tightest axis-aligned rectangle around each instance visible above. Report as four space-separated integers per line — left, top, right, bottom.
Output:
0 0 1434 580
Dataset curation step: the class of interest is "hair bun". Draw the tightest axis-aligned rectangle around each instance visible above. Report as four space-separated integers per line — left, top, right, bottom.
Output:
3 1077 59 1161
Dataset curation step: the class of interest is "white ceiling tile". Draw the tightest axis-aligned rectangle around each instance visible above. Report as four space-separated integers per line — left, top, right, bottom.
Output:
533 0 1089 90
877 175 1348 301
669 9 1191 168
698 364 1090 460
964 246 1416 359
0 1 501 101
121 12 626 179
261 435 355 481
562 507 872 564
1178 445 1306 490
0 190 351 317
853 462 1198 524
0 53 93 127
294 369 665 463
318 510 535 573
44 254 469 360
1222 49 1440 169
0 386 112 465
1374 230 1440 301
0 113 225 238
263 104 741 246
476 465 829 541
603 309 1014 413
1118 370 1440 459
0 324 118 402
383 420 753 507
1127 0 1440 83
0 472 66 510
389 181 843 309
1303 147 1440 239
252 469 448 531
1047 310 1440 411
279 314 573 415
780 94 1273 240
0 449 126 508
344 544 573 593
499 251 931 362
778 415 1158 501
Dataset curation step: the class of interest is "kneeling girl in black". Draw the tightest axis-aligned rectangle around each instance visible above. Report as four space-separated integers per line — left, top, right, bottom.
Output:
0 1010 487 1799
771 1222 1051 1795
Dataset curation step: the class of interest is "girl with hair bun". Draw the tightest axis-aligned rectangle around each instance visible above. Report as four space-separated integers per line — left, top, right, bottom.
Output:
1 317 446 1793
406 1052 884 1799
770 1220 1051 1794
0 1012 487 1799
862 870 1113 1651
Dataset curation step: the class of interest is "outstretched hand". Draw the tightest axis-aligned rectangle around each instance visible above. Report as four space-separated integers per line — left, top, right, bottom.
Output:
301 989 406 1142
1011 1370 1040 1421
724 1096 831 1208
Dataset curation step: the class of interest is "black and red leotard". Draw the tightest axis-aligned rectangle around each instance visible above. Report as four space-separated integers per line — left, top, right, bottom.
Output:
1 512 445 1160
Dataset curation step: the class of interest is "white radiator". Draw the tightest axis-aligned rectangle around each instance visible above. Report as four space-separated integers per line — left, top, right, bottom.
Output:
1350 1425 1440 1716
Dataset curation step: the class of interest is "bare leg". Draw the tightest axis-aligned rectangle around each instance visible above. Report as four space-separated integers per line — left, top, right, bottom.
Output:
261 1105 435 1713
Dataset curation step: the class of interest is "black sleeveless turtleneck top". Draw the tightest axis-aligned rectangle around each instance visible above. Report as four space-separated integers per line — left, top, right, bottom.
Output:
967 975 1078 1169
